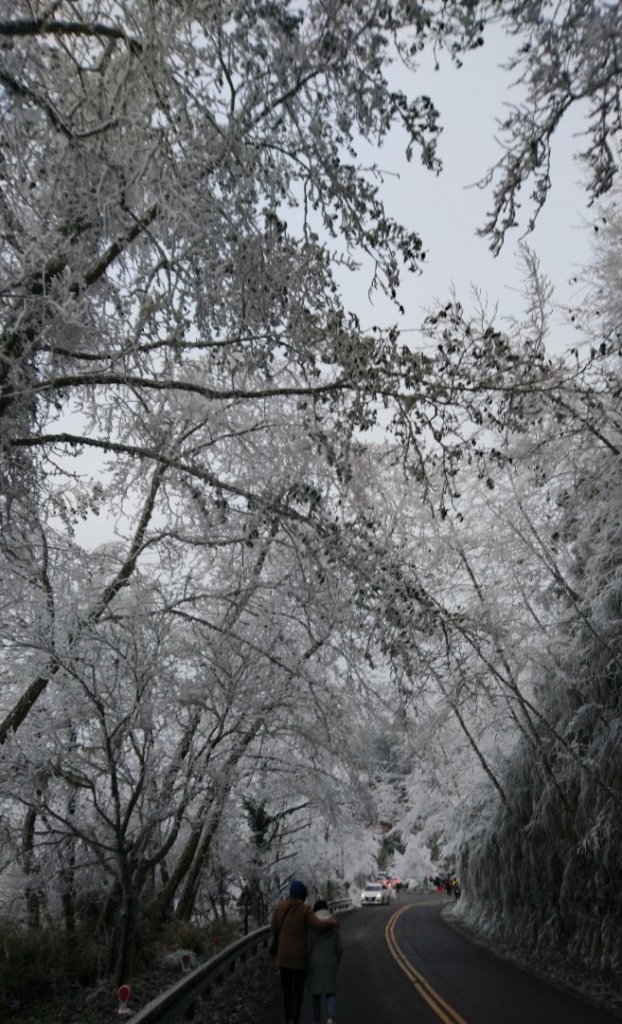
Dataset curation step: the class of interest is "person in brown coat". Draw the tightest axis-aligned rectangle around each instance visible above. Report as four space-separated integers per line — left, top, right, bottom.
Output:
271 880 338 1024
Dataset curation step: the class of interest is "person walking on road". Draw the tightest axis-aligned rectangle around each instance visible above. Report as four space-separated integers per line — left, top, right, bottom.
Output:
271 880 338 1024
306 898 343 1024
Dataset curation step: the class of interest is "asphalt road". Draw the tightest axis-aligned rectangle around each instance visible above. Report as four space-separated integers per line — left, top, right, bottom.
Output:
294 893 621 1024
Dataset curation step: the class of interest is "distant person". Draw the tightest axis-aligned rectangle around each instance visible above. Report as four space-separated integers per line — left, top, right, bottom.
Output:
270 880 338 1024
306 898 343 1024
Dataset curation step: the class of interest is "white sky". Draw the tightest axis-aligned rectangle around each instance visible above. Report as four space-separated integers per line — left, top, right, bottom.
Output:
335 33 595 351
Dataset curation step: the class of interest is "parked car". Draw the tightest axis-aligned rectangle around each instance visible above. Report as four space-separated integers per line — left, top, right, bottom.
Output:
360 882 390 905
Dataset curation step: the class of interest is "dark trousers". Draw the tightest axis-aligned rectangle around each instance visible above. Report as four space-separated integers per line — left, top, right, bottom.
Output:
279 967 306 1023
313 992 337 1023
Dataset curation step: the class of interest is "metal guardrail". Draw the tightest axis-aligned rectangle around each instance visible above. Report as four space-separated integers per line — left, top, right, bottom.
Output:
127 897 353 1023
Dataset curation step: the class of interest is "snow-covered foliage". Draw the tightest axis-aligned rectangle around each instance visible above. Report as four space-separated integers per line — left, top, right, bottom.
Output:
429 241 622 979
471 0 622 252
0 1 460 982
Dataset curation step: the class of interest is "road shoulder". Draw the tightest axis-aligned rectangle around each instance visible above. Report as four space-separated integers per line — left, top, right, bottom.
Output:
440 903 622 1020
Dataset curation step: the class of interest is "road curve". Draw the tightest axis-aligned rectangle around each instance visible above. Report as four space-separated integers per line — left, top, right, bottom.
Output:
313 893 621 1024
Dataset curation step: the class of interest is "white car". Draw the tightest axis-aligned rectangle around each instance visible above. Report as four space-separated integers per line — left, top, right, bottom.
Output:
360 882 389 906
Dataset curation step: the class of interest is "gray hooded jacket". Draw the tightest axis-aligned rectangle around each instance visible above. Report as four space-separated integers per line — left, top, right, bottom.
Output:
306 908 343 994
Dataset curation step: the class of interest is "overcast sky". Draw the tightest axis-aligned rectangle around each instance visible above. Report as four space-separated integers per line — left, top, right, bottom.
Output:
336 31 595 353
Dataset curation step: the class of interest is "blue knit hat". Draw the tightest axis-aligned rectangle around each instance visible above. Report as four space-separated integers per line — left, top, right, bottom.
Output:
289 879 308 900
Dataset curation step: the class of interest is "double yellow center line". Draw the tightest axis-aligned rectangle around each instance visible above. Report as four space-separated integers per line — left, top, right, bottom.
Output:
385 905 470 1024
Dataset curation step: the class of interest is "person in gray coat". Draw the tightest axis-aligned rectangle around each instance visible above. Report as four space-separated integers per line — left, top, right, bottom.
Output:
306 899 343 1024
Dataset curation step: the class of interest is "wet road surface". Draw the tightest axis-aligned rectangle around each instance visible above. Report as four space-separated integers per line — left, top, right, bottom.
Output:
290 893 621 1024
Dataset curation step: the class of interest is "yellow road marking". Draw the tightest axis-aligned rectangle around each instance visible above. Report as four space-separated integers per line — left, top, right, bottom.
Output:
385 905 470 1024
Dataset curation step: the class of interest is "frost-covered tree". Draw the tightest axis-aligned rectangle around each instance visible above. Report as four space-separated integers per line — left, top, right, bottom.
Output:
410 239 622 982
0 7 447 967
0 0 427 741
467 0 622 252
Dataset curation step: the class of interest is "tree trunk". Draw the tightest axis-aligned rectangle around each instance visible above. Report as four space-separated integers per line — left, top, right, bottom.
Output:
21 808 42 929
113 886 137 987
149 819 204 923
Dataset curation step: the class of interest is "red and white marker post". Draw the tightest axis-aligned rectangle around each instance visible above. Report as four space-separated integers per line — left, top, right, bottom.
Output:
117 983 132 1015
